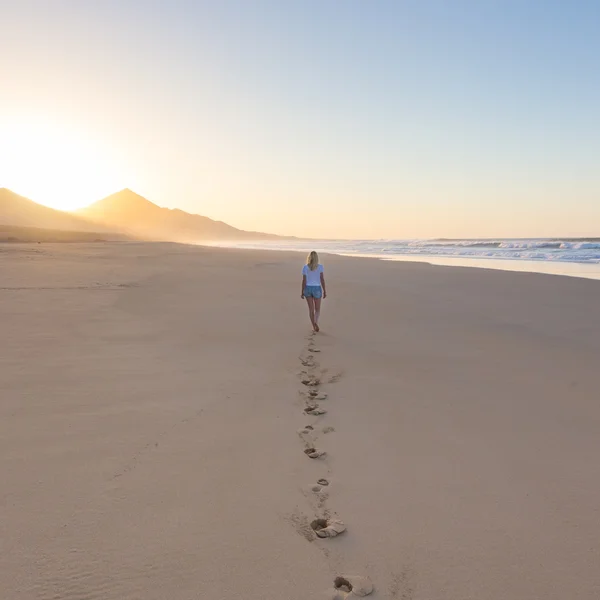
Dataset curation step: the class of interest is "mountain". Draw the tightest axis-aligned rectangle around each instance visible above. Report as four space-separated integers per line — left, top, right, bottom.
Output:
0 187 286 244
76 189 283 242
0 188 119 234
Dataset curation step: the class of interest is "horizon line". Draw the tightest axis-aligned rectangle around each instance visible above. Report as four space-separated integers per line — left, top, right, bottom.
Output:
1 186 598 241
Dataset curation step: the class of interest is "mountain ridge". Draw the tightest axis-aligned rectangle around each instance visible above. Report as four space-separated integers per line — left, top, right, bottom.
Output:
0 188 287 242
75 188 286 242
0 188 122 236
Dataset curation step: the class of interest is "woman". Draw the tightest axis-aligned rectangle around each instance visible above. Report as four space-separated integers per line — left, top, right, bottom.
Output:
301 251 327 332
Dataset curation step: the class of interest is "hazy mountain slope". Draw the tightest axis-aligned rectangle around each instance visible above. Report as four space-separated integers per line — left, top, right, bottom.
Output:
0 188 114 233
76 189 283 241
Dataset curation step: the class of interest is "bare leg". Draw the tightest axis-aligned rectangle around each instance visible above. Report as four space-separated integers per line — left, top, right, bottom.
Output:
313 297 322 332
305 296 316 330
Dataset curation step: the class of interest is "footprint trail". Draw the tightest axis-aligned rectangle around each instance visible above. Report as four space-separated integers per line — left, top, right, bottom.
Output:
293 332 374 596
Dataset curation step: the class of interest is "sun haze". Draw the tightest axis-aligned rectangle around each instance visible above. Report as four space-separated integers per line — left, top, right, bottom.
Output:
0 119 127 211
1 2 599 237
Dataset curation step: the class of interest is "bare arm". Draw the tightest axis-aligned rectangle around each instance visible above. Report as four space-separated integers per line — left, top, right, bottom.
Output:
301 275 306 298
320 272 327 298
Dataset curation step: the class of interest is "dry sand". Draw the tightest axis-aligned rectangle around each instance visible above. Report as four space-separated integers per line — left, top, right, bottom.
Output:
1 242 600 599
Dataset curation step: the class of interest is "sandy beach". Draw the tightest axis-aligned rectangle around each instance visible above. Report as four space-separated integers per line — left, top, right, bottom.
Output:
1 242 600 600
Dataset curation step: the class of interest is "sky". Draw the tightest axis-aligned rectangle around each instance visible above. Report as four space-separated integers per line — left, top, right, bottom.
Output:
0 0 598 239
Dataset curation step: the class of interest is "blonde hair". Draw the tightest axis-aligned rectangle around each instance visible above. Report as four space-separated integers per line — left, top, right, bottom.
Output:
306 251 319 271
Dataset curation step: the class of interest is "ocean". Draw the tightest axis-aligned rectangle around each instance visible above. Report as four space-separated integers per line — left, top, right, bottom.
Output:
209 238 600 281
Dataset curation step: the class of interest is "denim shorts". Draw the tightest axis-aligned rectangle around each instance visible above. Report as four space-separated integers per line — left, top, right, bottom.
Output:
304 285 322 299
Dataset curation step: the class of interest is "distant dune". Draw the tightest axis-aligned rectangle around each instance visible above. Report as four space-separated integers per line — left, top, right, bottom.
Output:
75 189 286 242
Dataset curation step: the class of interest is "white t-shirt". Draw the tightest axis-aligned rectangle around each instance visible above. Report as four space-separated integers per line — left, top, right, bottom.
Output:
302 264 324 287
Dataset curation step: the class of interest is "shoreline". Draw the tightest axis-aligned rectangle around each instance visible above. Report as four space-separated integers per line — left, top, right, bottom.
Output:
5 237 599 280
379 253 600 281
2 242 600 599
203 241 600 282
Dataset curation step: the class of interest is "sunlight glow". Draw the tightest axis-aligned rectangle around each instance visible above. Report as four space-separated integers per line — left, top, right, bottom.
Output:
0 119 125 211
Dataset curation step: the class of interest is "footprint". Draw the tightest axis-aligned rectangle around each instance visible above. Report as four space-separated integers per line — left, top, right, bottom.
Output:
302 377 321 387
298 425 315 435
298 425 314 435
317 478 329 486
305 407 327 416
322 426 335 434
311 517 346 538
334 577 353 594
333 576 374 597
304 447 326 459
317 492 329 510
329 372 344 384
